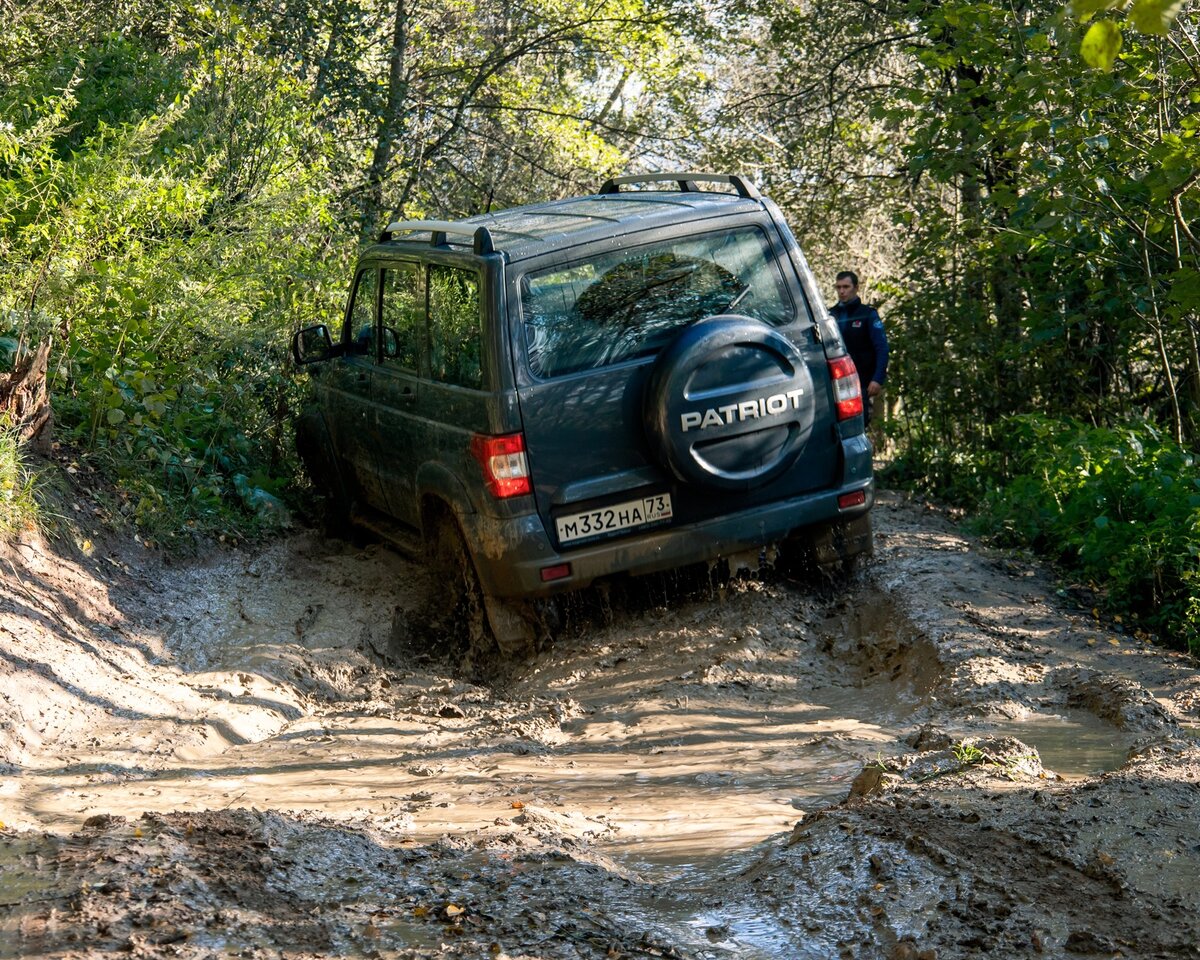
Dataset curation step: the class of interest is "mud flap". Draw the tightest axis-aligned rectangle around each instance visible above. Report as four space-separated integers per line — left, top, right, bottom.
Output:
483 595 538 658
808 512 874 566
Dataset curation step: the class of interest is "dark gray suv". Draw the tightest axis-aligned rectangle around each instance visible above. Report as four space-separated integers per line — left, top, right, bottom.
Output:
292 173 873 656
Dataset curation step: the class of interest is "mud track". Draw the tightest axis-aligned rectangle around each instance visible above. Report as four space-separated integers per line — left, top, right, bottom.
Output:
1 491 1198 959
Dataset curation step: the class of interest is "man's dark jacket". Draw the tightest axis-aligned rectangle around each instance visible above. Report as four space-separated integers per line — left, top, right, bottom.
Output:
829 296 888 390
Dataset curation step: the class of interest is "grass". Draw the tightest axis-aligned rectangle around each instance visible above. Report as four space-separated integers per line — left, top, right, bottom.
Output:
0 420 41 537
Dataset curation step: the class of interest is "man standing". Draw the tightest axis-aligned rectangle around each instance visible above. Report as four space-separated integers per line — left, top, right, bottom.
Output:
829 271 888 425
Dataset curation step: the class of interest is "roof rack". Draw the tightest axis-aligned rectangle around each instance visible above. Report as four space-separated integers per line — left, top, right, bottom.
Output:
380 219 496 255
598 172 761 200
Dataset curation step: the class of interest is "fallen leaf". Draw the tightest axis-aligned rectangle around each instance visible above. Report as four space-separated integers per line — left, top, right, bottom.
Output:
413 905 430 918
1097 852 1114 865
445 903 465 918
510 800 525 810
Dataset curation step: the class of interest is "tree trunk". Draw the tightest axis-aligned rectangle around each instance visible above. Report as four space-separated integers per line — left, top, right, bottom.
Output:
0 341 53 454
361 0 409 233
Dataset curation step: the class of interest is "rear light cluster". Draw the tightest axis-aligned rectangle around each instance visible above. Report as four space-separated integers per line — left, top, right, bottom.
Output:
828 356 863 421
471 432 531 498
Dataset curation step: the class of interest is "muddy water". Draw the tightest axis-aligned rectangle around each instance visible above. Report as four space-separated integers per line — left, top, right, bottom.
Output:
7 496 1200 960
976 710 1136 776
5 545 934 960
9 535 1139 854
6 541 924 850
14 646 916 858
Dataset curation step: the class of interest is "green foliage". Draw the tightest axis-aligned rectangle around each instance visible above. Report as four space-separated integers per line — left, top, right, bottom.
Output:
1071 1 1186 70
0 11 357 544
0 419 40 536
881 1 1200 491
737 0 1199 652
974 415 1200 653
1081 19 1122 69
0 0 706 546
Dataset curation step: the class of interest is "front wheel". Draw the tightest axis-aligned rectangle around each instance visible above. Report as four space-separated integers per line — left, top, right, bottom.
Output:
295 408 351 537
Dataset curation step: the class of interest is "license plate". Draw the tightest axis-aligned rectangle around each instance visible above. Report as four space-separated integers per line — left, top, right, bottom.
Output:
555 493 673 544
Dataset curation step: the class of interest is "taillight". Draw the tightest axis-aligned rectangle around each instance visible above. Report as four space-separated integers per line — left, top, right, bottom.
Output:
828 356 863 421
470 432 532 498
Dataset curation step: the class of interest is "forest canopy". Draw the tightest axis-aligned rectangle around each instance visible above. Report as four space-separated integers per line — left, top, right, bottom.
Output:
0 0 1197 648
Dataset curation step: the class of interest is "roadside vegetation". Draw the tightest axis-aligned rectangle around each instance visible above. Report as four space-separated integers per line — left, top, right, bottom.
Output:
0 0 1196 650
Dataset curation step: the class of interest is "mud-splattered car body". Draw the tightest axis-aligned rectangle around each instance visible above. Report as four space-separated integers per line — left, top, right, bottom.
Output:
293 173 873 653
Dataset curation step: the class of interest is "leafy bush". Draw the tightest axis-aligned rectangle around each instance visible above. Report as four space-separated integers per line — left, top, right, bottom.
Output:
0 23 356 545
973 415 1200 654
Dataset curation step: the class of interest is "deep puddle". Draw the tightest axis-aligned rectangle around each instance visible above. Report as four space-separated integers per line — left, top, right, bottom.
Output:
978 709 1137 777
9 562 934 871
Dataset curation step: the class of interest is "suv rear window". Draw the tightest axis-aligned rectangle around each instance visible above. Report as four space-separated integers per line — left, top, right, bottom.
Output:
521 227 794 379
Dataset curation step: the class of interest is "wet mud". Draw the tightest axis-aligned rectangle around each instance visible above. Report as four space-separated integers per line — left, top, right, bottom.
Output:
1 491 1198 958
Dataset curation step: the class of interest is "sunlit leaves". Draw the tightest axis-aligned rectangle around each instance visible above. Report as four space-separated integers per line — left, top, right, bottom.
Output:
1081 19 1123 69
1069 0 1127 21
1071 0 1186 70
0 13 348 540
1129 0 1186 35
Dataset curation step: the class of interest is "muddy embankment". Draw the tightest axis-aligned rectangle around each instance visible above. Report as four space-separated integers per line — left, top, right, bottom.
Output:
1 491 1198 959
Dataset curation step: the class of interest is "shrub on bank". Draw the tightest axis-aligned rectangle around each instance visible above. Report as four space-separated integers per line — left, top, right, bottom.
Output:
1 27 354 545
973 415 1200 654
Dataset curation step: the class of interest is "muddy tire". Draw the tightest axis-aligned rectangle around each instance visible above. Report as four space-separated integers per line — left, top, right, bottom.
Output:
429 516 536 660
295 408 351 538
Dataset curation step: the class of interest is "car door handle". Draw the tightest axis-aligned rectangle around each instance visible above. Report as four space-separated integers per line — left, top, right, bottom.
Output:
356 371 369 384
398 386 416 402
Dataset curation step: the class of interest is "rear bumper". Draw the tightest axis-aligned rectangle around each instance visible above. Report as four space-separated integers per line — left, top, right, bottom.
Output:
462 476 875 599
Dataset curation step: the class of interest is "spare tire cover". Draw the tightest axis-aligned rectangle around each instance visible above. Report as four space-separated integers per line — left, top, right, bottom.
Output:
644 314 815 490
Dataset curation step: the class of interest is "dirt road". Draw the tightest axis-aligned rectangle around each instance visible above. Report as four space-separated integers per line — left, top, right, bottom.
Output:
1 491 1198 959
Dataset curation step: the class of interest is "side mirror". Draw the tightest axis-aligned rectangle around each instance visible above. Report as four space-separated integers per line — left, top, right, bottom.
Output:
292 325 336 364
381 326 400 359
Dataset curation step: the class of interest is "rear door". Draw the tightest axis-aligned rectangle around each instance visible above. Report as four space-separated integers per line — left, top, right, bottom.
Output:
513 221 839 551
373 261 490 524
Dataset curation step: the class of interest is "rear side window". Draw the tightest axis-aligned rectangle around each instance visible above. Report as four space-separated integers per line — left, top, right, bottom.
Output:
522 227 794 378
429 266 482 389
